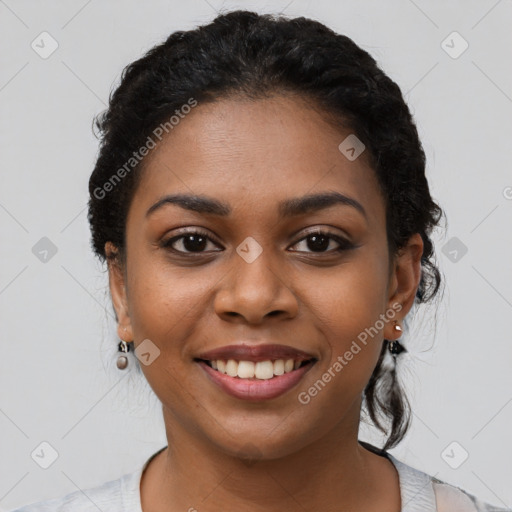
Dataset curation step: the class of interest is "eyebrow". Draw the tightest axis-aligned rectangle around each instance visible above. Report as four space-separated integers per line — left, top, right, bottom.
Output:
146 191 367 220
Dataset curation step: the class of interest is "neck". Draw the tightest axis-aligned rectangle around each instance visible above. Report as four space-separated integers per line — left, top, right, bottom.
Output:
141 402 399 512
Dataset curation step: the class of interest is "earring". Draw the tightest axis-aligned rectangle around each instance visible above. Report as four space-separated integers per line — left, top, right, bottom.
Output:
117 339 131 370
388 321 405 356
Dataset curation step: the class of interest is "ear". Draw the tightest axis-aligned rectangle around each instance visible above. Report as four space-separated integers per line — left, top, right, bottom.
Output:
105 241 133 342
384 233 424 339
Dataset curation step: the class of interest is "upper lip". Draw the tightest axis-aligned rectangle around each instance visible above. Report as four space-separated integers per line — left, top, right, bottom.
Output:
196 343 316 362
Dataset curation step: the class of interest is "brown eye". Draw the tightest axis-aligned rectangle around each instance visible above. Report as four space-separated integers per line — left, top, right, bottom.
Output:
162 230 221 254
290 230 354 254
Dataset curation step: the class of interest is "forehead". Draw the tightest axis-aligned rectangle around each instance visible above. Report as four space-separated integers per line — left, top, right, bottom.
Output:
129 95 385 226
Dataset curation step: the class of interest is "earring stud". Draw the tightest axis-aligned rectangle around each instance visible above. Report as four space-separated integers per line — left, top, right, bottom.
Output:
388 321 405 356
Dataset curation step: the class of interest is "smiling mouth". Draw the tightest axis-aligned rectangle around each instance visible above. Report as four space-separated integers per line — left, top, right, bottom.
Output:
195 358 316 380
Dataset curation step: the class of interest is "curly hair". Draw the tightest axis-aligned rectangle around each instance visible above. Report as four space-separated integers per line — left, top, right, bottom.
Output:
88 10 445 451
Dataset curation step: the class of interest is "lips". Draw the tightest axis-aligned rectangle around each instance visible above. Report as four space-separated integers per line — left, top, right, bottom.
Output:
196 343 316 362
194 343 317 401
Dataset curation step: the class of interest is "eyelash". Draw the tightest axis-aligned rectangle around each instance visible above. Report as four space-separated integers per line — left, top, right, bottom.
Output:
161 228 355 255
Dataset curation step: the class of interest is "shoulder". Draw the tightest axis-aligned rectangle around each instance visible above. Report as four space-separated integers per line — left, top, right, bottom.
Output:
387 452 510 512
8 469 142 512
430 477 511 512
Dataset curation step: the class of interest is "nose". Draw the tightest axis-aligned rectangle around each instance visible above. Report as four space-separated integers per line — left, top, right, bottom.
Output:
214 243 299 325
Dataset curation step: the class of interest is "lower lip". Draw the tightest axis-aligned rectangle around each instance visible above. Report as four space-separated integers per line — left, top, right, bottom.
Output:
197 360 315 401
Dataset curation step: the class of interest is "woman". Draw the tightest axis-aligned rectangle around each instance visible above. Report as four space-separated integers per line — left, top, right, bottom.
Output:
11 9 510 512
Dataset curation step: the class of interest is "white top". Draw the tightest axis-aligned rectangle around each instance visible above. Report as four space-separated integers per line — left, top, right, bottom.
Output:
9 444 511 512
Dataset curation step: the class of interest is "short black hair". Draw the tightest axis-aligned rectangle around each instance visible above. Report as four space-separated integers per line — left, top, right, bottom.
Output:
88 9 445 451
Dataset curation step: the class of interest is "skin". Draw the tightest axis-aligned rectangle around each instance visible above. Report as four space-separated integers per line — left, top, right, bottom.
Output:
106 94 423 512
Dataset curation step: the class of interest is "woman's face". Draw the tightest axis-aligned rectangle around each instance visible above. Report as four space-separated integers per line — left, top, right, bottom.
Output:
107 94 422 460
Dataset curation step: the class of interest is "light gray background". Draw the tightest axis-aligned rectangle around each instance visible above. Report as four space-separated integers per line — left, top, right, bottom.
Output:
1 0 511 510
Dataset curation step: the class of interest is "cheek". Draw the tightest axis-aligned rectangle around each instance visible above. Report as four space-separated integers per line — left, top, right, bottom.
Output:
127 256 207 341
304 251 389 342
125 258 221 399
299 252 388 392
124 261 203 413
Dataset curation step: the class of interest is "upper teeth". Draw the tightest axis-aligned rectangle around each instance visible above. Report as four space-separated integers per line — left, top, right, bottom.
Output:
210 359 302 379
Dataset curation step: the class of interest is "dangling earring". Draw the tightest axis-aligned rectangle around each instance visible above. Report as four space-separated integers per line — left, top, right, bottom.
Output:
388 321 405 357
117 340 131 369
117 326 132 371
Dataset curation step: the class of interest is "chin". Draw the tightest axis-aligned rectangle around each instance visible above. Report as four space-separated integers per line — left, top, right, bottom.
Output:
205 417 319 463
